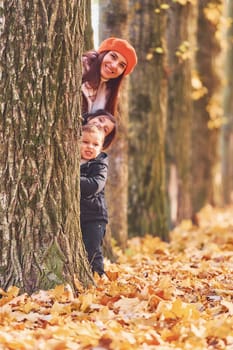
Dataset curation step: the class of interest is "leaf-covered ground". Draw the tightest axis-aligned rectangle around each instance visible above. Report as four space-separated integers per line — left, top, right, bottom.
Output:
1 205 233 350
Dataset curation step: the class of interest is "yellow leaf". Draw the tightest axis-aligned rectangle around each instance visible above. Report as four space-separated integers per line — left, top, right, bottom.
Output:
155 47 164 54
146 53 153 60
161 4 170 10
7 286 20 298
171 299 200 320
79 292 94 312
0 286 20 306
51 301 71 316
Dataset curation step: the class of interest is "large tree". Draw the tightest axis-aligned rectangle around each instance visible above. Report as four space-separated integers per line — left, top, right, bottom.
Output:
0 0 93 294
128 0 169 240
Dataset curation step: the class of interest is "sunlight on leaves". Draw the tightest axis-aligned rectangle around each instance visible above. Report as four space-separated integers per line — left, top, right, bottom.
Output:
1 205 233 349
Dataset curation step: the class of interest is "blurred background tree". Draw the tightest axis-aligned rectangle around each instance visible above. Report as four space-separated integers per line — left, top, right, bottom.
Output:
191 0 223 221
166 0 195 227
221 0 233 205
128 0 169 241
88 0 232 239
99 0 131 252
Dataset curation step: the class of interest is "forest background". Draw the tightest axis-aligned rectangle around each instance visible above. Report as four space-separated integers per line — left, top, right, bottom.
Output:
94 0 233 248
1 0 233 348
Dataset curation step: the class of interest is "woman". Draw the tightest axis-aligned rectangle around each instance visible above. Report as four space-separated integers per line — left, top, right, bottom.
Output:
83 109 117 150
82 37 137 115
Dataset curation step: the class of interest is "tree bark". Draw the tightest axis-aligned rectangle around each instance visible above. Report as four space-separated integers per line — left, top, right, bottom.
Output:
166 1 194 226
128 0 169 241
221 0 233 204
84 0 94 51
0 0 93 294
192 0 223 215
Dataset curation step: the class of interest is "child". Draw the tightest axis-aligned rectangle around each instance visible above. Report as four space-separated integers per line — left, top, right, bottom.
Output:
80 124 108 276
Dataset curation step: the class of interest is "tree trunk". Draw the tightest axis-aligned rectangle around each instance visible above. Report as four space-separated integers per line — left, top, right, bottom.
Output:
221 0 233 204
99 0 129 251
128 0 169 241
84 0 94 51
0 0 93 294
166 1 194 226
192 0 223 216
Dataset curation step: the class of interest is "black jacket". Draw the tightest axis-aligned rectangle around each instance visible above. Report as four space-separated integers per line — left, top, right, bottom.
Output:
80 152 108 223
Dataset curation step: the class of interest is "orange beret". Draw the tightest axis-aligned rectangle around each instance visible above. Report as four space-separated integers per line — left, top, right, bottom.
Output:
97 37 137 76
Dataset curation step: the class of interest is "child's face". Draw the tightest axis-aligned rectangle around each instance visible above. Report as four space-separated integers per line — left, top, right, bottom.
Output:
81 131 103 161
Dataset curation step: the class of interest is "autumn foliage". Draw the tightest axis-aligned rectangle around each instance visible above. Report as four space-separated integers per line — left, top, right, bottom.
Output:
1 205 233 349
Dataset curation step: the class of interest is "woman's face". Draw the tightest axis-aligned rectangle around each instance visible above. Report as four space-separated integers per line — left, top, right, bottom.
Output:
100 51 127 80
87 115 115 136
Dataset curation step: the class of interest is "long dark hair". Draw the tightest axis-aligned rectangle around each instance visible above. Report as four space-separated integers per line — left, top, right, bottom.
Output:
82 51 124 115
82 109 117 150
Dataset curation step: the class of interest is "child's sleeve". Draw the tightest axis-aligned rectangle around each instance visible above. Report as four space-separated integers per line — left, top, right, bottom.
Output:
80 162 108 197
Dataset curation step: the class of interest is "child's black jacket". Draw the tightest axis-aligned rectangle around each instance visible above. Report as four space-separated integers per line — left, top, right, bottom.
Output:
80 152 108 223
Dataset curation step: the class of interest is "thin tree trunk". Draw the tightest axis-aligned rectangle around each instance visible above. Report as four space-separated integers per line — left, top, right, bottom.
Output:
0 0 93 294
84 0 94 51
128 0 169 241
221 0 233 204
166 1 194 226
99 0 129 251
192 0 223 216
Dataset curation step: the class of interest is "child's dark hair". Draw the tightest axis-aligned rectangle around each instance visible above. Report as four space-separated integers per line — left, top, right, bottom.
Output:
82 109 117 150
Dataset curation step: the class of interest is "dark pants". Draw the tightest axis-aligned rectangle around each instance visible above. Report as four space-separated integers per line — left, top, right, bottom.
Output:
81 221 106 276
